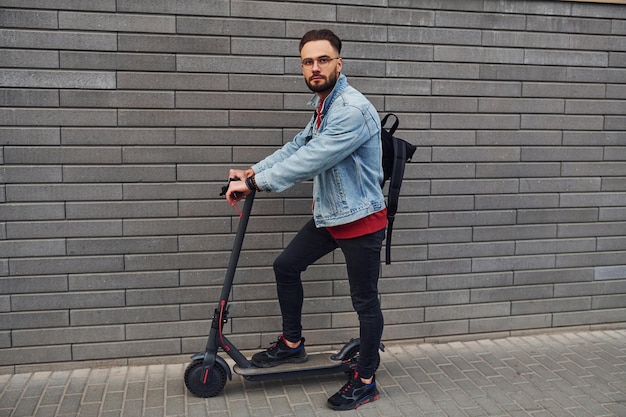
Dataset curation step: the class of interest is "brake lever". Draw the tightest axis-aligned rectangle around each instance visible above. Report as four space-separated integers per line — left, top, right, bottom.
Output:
219 177 244 198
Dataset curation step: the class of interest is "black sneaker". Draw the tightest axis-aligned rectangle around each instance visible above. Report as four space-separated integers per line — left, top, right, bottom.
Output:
251 334 308 368
327 370 380 411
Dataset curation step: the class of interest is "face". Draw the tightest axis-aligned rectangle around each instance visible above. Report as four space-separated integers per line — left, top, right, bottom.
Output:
300 40 342 99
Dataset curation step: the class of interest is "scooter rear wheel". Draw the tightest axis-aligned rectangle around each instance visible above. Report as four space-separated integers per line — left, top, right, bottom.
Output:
184 359 228 398
344 346 381 376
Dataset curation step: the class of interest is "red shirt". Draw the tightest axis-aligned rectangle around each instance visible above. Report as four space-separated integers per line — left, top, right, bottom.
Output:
326 208 388 239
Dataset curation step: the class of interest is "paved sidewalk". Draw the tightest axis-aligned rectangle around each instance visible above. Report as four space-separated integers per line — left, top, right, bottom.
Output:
1 329 625 417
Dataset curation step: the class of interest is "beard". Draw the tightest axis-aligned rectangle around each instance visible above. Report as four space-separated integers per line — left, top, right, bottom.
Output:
305 71 339 94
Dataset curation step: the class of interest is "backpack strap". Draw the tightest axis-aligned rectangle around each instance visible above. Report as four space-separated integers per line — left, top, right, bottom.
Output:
385 137 408 265
381 113 399 136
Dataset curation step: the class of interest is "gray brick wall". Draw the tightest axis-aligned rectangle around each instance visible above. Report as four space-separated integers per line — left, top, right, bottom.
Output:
1 0 625 372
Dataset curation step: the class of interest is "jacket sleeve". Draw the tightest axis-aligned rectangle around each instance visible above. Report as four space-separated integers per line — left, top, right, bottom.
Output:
254 105 372 193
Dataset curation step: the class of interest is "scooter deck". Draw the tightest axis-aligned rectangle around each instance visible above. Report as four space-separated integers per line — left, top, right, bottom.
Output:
233 351 343 376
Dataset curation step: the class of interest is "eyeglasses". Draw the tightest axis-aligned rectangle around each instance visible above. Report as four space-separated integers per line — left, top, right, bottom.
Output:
301 56 339 68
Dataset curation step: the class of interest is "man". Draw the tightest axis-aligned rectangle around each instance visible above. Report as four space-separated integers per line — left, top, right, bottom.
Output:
225 29 386 411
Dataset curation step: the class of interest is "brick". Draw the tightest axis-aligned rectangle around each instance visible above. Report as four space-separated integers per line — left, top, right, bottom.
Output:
594 265 626 281
553 308 626 327
70 306 179 326
476 162 561 178
428 241 515 259
388 62 480 79
427 272 513 290
5 184 122 202
60 51 175 71
12 325 124 347
568 67 626 84
0 239 65 258
560 192 626 208
60 91 175 108
0 8 58 29
0 88 59 107
527 15 612 34
517 209 599 224
386 96 476 113
558 221 626 239
515 238 596 255
4 146 121 164
6 220 121 239
62 165 176 183
118 110 228 127
0 69 115 89
69 271 178 291
9 256 124 277
0 108 117 126
177 16 285 37
0 48 58 68
0 29 116 50
338 5 433 26
605 116 626 131
122 218 229 236
436 10 526 29
473 224 557 241
520 178 601 193
432 179 518 195
2 166 63 183
470 314 552 333
433 80 521 97
522 82 606 98
58 11 175 33
521 115 604 131
0 346 71 366
567 99 626 115
66 201 177 219
0 0 115 11
177 55 284 75
557 251 626 268
563 131 625 146
436 45 523 64
480 64 566 82
72 339 181 361
117 0 229 16
116 72 228 91
121 183 220 200
62 128 175 146
119 34 229 54
480 98 564 113
233 1 336 21
0 128 60 146
176 92 283 110
433 114 520 130
514 268 593 285
426 302 510 322
525 49 608 67
11 290 125 311
0 275 68 294
67 236 178 256
433 147 520 162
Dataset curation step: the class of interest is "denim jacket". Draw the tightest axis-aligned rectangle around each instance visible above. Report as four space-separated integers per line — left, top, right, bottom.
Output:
252 74 385 227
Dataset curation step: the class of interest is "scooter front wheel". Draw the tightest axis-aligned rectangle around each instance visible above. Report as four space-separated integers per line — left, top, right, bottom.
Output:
184 359 228 398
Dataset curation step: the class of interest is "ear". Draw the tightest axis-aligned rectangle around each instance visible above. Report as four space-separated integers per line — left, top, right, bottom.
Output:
336 57 343 73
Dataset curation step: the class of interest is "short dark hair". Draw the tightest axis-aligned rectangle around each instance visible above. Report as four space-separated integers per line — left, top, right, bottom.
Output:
299 29 342 54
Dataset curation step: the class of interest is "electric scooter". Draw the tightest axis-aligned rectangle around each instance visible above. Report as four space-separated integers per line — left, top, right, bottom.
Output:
184 181 384 398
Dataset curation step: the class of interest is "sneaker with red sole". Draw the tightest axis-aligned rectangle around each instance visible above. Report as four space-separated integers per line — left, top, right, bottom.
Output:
327 370 380 411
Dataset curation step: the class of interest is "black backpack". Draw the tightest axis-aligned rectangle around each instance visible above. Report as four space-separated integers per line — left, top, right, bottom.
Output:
380 113 416 264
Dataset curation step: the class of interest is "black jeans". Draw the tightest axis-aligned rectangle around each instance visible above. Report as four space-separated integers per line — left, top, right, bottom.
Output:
273 218 385 379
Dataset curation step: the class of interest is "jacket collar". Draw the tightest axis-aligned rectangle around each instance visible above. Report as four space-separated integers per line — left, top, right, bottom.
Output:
308 73 347 115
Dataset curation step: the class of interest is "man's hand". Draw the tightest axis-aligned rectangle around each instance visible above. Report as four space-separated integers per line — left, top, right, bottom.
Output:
224 168 255 207
225 179 251 206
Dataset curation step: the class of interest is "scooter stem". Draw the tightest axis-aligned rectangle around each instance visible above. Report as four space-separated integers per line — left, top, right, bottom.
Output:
219 189 256 302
